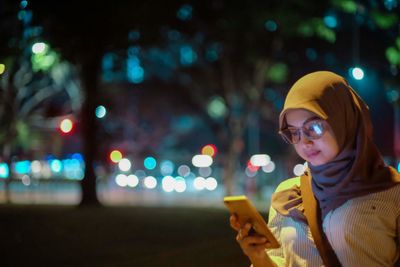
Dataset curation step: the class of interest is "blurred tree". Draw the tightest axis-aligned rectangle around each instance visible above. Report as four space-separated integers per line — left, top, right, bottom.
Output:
0 1 82 202
29 0 185 206
112 0 339 195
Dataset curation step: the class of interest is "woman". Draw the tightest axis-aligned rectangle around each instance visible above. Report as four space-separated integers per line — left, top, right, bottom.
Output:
230 71 400 266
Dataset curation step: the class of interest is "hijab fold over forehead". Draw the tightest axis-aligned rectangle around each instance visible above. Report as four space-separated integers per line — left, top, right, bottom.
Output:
274 71 400 219
279 71 362 150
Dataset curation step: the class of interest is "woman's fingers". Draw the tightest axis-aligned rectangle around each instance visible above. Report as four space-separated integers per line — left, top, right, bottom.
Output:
241 222 252 235
236 223 253 241
241 235 266 244
230 214 241 231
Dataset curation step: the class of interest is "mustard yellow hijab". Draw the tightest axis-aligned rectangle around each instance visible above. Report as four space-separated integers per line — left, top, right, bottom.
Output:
274 71 400 219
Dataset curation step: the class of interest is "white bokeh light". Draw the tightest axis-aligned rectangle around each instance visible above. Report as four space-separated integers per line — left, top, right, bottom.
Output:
192 154 213 167
127 174 139 187
32 42 47 54
144 176 157 189
174 177 187 193
115 174 128 187
205 177 218 191
351 67 364 80
193 177 206 190
22 175 31 186
262 161 275 173
162 175 175 192
118 158 132 172
31 160 42 173
250 154 271 167
293 164 306 176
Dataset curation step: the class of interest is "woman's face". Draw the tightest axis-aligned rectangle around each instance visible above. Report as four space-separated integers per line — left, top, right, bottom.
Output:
285 109 340 166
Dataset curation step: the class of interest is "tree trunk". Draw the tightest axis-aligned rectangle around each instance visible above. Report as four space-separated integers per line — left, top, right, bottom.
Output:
2 62 19 204
222 115 245 196
222 140 240 196
79 55 101 207
3 143 12 204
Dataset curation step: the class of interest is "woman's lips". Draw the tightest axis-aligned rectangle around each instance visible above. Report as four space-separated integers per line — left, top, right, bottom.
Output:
305 150 320 158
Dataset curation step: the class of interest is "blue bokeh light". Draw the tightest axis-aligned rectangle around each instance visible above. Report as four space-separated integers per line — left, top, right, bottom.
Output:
264 20 278 32
144 156 157 170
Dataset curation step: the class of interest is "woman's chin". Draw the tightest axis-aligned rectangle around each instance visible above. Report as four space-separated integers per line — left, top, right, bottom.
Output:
308 159 325 167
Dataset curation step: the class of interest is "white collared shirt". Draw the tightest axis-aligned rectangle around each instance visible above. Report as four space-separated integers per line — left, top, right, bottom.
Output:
266 177 400 267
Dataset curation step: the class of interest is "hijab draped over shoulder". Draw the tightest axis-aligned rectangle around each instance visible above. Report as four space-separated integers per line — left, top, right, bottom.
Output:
272 71 400 220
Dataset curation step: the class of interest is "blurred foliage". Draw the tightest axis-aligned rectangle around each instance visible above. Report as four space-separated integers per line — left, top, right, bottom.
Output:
265 63 289 84
371 11 398 29
297 18 336 43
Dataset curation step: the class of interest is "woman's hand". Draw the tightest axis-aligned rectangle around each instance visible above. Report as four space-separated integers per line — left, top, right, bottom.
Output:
230 214 274 265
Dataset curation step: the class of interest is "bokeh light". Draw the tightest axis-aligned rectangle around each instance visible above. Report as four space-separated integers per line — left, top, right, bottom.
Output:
32 42 47 54
177 4 193 20
192 155 213 167
50 159 62 173
262 161 276 173
174 176 187 193
250 154 271 167
118 158 132 172
110 150 123 163
127 174 139 187
95 105 107 118
177 165 190 177
193 176 206 190
31 160 42 173
246 160 260 172
144 176 157 189
198 167 212 177
144 156 157 170
245 167 258 177
180 45 197 66
264 20 278 31
205 177 218 191
349 67 364 80
293 164 307 176
201 144 217 157
22 175 31 186
0 163 9 178
162 175 175 192
60 119 73 133
207 96 227 119
127 56 144 83
15 160 31 174
0 64 5 75
116 174 128 187
160 160 174 176
324 14 338 28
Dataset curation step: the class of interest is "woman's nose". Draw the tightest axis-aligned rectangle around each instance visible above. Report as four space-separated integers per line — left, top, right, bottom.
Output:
300 132 313 145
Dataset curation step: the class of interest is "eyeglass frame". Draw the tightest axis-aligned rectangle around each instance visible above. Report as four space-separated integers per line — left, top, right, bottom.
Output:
279 117 328 144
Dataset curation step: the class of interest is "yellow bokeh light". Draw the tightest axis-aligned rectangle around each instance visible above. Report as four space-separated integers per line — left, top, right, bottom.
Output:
60 119 73 133
110 150 123 163
0 64 5 75
201 144 217 157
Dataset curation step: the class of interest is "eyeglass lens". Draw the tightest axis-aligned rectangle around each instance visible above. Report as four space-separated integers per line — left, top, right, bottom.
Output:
280 120 325 144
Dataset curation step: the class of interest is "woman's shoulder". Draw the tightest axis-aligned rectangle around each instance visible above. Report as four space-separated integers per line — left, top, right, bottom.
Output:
275 176 301 193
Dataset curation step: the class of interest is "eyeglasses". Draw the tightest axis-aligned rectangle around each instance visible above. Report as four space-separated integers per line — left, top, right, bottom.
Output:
279 119 327 144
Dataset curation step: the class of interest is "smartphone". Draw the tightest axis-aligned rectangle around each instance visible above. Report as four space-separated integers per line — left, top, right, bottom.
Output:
224 195 280 248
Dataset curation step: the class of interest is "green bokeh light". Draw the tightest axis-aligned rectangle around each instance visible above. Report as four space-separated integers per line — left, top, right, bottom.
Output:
266 63 288 84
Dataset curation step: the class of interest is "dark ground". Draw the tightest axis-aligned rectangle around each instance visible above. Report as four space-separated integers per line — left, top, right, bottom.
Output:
0 204 250 267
